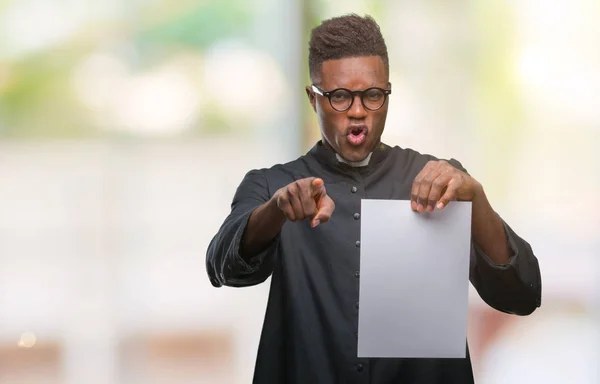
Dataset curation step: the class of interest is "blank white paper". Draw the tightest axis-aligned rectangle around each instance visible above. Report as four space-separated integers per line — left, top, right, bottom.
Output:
357 199 472 358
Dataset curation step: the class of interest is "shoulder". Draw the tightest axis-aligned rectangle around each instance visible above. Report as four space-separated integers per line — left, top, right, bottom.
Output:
386 145 438 167
388 145 437 161
238 155 310 194
386 145 467 172
242 153 308 177
263 156 309 180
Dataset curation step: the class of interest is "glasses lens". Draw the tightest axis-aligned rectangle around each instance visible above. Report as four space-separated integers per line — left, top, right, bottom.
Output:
329 89 352 111
363 88 386 110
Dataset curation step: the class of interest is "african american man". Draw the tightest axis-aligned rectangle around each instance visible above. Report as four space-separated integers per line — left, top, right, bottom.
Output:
206 13 541 384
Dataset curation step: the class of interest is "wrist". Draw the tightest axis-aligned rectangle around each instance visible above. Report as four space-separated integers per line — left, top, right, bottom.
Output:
268 191 287 223
471 181 485 203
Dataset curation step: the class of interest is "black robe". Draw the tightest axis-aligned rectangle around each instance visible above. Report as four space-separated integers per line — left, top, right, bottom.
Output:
206 141 542 384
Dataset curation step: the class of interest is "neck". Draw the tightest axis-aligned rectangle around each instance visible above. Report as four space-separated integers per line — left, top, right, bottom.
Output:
321 138 379 167
335 153 372 167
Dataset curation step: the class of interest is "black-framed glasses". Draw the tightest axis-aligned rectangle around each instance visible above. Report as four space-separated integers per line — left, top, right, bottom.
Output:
311 84 392 112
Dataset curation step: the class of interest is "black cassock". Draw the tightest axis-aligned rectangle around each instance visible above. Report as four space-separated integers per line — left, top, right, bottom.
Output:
206 141 542 384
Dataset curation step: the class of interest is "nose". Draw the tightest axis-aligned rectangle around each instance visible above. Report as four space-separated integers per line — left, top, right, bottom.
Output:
347 94 367 119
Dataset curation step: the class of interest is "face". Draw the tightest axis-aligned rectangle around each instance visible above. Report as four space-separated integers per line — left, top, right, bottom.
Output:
306 56 390 163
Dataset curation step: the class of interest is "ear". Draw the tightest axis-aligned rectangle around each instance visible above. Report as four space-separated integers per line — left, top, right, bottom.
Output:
305 86 317 113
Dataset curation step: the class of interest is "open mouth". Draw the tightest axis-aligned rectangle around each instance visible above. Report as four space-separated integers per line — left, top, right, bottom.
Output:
347 126 367 146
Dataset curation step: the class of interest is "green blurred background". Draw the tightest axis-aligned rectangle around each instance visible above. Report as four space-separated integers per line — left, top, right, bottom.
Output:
0 0 598 383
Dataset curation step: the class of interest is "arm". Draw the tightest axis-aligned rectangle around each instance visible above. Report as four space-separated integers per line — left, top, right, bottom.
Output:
453 160 541 315
411 158 542 315
206 172 335 288
241 197 287 258
470 185 511 265
206 169 282 288
468 215 542 316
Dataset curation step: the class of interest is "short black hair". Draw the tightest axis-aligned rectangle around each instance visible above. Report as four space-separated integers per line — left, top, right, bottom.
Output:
308 13 389 82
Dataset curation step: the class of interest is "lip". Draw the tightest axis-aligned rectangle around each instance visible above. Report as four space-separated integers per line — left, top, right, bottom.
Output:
346 125 368 146
347 124 368 135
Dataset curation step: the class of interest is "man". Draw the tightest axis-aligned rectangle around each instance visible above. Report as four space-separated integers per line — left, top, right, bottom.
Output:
206 13 541 384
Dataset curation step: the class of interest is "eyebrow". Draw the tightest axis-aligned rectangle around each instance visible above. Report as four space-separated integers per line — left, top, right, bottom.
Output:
323 83 385 90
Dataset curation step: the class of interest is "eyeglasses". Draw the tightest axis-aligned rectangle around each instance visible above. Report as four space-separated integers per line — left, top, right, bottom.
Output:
311 84 392 112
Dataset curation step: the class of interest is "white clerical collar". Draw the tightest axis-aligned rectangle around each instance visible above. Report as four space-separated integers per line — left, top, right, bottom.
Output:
335 152 372 167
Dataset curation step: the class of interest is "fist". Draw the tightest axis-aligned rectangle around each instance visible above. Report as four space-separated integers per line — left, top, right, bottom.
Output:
275 177 335 227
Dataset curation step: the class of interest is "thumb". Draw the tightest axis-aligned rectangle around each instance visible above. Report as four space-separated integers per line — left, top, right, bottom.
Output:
437 183 458 210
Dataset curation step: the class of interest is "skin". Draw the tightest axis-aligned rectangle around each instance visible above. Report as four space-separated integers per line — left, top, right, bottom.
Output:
410 160 511 264
241 177 334 258
306 56 389 163
242 55 511 265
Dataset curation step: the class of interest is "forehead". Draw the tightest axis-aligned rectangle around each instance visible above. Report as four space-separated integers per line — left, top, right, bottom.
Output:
319 56 387 89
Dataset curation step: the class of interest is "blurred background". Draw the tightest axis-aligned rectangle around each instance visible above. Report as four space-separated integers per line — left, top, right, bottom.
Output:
0 0 599 383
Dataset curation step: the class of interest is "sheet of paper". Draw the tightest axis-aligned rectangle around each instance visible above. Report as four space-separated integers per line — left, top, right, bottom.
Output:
357 199 472 358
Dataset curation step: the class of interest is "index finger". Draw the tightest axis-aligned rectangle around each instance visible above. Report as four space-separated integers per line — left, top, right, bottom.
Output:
410 161 434 208
411 161 441 211
311 178 327 198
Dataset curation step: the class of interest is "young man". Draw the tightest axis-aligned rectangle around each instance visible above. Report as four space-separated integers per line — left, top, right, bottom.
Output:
206 14 541 384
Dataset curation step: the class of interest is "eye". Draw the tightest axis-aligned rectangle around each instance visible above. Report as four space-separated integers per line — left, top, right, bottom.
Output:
331 90 351 101
365 88 383 101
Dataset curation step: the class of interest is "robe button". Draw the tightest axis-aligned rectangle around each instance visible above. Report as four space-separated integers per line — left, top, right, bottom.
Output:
356 363 363 372
351 186 358 193
353 213 360 220
355 240 361 248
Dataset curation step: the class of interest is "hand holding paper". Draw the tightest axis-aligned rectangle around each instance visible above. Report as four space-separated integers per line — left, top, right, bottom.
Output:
410 160 481 212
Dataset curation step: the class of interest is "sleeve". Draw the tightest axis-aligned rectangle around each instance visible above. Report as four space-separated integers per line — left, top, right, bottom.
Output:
205 169 280 288
448 158 542 316
468 220 542 315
